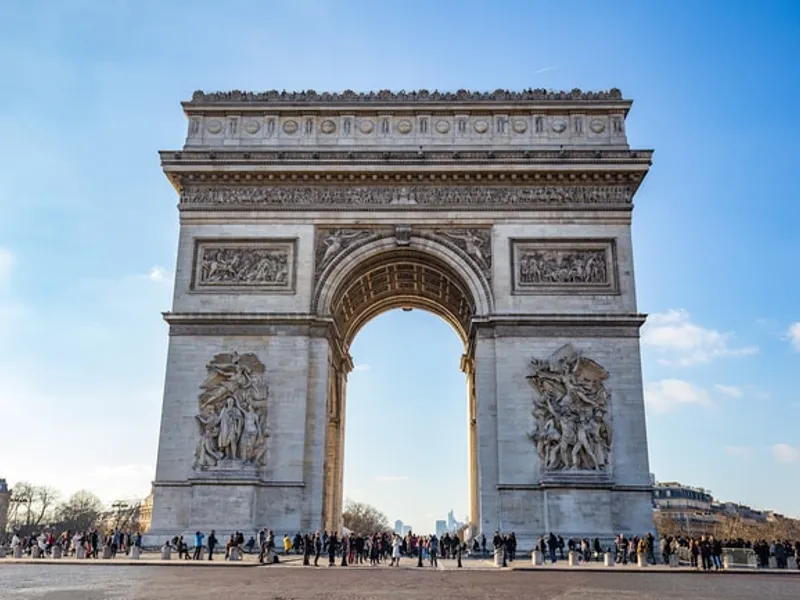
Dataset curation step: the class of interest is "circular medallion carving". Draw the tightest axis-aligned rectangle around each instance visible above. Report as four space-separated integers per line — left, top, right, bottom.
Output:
435 120 451 134
551 118 567 133
358 120 375 134
396 119 413 134
474 120 489 134
512 119 528 133
320 120 336 134
206 120 223 134
282 120 298 134
590 118 606 133
244 120 261 134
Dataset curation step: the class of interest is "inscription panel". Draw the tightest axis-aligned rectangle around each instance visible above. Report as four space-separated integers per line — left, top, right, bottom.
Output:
192 239 297 293
511 238 617 295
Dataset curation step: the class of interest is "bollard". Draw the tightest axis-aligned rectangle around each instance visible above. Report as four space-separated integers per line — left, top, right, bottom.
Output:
229 547 240 561
768 557 777 569
637 554 648 568
0 547 6 559
52 546 63 559
604 552 614 567
532 549 544 566
76 546 86 559
669 554 679 568
161 545 172 560
13 546 23 559
102 545 112 559
568 550 579 567
494 548 503 567
32 546 42 559
130 546 141 560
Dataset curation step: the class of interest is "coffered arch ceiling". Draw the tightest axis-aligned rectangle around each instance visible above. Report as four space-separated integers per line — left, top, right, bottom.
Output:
330 249 476 349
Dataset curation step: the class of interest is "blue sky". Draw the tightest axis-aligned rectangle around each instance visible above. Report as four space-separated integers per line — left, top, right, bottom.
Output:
0 0 798 532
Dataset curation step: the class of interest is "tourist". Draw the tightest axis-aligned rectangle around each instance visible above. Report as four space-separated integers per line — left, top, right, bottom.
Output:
207 530 218 561
193 531 204 560
390 533 402 566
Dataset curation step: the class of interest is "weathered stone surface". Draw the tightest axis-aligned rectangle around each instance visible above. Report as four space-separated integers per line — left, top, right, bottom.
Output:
148 88 654 547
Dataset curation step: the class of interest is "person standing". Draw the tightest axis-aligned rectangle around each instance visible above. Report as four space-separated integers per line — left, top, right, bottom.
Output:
429 534 439 567
207 530 218 561
327 532 338 566
193 531 204 560
390 534 402 566
314 532 322 566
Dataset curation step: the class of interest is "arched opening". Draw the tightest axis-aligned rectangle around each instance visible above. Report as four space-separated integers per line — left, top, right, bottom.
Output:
318 243 486 534
344 309 468 536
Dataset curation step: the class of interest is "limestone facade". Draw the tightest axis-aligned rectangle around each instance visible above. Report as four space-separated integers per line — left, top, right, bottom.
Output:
146 88 655 547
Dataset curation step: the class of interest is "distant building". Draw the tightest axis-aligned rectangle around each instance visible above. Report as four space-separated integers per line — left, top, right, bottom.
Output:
394 519 404 534
0 479 9 535
435 520 446 537
401 525 412 537
138 493 154 533
653 481 718 533
446 510 460 532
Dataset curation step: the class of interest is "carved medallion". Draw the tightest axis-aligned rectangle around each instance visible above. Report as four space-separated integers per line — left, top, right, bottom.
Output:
193 240 295 291
282 120 298 134
320 120 337 134
244 120 261 134
511 239 617 295
206 120 223 134
527 344 612 472
194 352 271 471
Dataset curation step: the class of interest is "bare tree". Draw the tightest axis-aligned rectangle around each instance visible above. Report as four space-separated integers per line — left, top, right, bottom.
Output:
56 491 103 532
8 482 59 534
342 499 389 534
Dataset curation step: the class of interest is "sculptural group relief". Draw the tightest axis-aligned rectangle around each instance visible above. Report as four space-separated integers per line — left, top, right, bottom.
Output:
512 240 617 294
181 185 634 209
193 352 271 472
193 240 295 291
527 344 613 472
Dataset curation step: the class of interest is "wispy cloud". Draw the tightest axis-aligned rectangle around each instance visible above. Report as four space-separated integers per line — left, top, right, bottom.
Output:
147 266 170 283
533 65 560 74
772 444 800 464
644 379 713 414
352 363 371 372
375 475 409 483
641 309 758 366
714 384 743 398
788 322 800 351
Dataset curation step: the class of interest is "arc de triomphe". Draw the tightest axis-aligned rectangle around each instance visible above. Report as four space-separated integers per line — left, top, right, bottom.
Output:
147 88 655 545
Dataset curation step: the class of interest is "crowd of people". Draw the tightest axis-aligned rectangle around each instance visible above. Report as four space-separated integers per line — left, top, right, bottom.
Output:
8 528 142 558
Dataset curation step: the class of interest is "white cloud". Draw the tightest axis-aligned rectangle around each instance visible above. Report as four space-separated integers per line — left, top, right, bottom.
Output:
724 445 754 456
772 444 800 464
0 246 13 288
644 379 712 414
534 65 561 74
788 322 800 351
641 309 758 366
147 265 170 283
375 475 409 483
352 363 371 372
714 384 743 398
89 464 154 503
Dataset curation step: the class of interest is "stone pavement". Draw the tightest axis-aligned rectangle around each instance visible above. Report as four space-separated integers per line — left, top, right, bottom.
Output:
2 563 800 600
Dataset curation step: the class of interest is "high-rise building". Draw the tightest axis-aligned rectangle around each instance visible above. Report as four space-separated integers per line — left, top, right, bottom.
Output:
446 510 460 532
435 520 446 538
394 519 403 534
401 525 412 537
0 479 9 536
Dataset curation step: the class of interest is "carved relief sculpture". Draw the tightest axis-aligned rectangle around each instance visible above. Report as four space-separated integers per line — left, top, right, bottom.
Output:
181 185 635 209
434 228 492 278
314 228 374 275
512 240 616 294
194 241 294 290
194 352 270 471
527 344 612 471
519 249 607 285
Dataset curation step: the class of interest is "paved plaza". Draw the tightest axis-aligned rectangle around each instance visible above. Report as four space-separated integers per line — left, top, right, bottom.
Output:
2 560 799 600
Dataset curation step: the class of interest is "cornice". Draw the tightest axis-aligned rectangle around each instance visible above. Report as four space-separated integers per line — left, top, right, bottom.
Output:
186 87 628 107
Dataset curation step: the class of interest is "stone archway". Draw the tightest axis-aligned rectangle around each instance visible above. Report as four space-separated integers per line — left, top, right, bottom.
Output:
313 234 492 532
147 87 656 547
